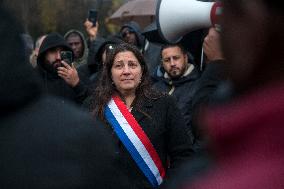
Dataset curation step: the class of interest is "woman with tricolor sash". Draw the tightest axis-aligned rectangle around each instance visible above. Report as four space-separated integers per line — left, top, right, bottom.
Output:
88 43 194 188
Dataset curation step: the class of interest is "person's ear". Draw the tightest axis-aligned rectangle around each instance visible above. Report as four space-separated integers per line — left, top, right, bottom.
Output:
184 53 188 64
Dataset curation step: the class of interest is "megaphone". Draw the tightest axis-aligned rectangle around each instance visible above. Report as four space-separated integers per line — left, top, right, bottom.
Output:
156 0 222 44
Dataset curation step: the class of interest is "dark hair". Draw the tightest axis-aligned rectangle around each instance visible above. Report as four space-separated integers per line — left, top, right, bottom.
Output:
161 43 187 56
90 43 162 119
160 43 195 65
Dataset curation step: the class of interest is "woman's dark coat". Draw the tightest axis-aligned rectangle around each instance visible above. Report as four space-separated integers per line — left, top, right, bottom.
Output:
97 95 194 188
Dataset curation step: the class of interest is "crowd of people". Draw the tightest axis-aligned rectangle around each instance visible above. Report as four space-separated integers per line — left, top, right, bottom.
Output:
1 0 283 188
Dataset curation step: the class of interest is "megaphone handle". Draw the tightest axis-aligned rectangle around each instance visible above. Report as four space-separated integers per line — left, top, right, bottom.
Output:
200 47 204 72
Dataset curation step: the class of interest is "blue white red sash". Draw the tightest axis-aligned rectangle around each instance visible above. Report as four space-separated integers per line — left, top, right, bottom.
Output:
104 96 165 187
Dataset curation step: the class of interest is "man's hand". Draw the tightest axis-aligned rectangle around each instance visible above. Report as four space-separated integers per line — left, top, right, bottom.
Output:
84 19 99 41
203 27 224 62
57 62 80 87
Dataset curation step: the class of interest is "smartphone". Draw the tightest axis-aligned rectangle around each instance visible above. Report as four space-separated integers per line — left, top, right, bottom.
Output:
60 51 73 65
88 9 98 27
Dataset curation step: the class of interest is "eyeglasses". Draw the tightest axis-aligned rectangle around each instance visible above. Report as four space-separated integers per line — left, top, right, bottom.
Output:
103 44 116 55
121 28 135 38
105 44 115 51
162 55 181 63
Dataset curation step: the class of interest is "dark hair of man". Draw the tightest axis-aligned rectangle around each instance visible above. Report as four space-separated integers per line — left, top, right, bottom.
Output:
90 43 162 120
160 43 187 58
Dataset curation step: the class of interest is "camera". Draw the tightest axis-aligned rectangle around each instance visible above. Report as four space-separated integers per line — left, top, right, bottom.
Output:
88 9 98 27
60 51 73 65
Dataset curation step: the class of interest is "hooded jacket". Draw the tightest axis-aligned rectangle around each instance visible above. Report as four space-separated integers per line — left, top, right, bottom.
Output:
37 33 73 67
36 33 84 103
120 21 145 50
64 29 88 68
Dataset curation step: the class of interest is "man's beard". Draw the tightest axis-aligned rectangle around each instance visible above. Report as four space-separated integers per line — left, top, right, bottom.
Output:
51 60 62 69
43 59 61 74
169 65 187 79
169 68 182 79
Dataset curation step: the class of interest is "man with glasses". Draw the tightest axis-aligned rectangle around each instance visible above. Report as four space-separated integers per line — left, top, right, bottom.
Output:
152 44 201 144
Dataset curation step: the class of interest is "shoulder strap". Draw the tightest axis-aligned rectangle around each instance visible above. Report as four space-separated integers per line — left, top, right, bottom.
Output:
105 96 165 187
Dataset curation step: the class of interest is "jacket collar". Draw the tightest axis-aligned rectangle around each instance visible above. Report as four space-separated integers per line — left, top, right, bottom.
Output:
155 65 200 86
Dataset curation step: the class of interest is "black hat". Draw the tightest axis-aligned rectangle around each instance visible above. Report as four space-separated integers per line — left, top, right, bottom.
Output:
37 33 73 65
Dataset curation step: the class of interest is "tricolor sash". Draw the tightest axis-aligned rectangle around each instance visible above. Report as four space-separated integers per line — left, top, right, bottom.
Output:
104 96 165 187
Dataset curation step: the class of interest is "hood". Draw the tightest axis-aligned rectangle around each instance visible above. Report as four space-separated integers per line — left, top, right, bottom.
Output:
0 7 42 116
120 21 145 49
37 33 73 68
64 29 88 65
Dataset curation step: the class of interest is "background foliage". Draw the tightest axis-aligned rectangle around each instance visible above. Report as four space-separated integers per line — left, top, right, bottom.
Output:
1 0 125 40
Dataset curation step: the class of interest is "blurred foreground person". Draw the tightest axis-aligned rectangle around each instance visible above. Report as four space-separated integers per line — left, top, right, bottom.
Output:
167 0 284 188
190 27 227 152
0 6 129 189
